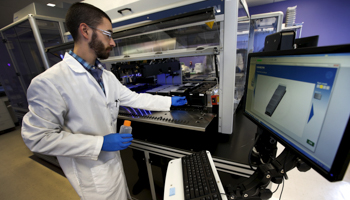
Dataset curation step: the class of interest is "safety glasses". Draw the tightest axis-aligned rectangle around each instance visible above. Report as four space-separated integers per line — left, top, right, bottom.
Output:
88 25 113 39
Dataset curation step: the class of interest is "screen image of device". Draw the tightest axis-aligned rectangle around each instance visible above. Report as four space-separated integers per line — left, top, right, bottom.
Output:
244 44 350 182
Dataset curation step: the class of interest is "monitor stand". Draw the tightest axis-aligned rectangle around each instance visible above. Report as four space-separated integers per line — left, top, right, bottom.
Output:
225 128 310 200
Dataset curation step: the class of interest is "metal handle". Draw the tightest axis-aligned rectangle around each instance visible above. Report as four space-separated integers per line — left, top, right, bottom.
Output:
118 8 132 15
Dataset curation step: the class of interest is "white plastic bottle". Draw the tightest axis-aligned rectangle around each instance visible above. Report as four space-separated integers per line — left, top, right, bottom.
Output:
119 120 132 134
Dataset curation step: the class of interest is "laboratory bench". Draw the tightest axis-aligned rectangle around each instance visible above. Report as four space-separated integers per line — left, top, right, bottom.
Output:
118 106 259 200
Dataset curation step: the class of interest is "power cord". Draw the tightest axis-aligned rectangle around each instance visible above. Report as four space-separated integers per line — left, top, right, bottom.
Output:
248 131 262 170
277 150 289 200
279 177 285 200
272 182 281 194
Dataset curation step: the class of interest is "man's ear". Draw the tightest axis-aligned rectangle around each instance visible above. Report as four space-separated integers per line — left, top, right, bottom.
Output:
78 23 90 40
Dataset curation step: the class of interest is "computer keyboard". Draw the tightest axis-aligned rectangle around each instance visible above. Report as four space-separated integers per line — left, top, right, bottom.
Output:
182 151 223 200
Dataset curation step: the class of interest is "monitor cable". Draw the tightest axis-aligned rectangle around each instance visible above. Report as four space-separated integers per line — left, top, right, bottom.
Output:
248 131 262 170
279 177 285 200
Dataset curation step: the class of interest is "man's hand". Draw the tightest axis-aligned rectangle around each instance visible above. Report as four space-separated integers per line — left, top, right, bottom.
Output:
171 96 187 106
101 133 133 151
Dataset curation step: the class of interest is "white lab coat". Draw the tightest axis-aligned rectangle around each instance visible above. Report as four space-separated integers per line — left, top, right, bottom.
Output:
21 53 171 200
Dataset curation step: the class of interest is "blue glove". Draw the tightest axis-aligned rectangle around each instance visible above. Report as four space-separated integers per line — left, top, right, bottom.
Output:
171 96 187 106
101 133 133 151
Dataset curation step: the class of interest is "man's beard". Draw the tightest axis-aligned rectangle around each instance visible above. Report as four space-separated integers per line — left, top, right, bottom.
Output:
89 31 112 60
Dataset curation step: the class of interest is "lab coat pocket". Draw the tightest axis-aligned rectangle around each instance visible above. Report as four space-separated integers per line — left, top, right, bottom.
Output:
91 157 123 193
109 101 120 123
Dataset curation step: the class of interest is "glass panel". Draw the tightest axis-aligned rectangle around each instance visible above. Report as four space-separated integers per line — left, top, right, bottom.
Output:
249 16 280 53
63 22 74 42
237 20 250 50
45 22 71 67
36 19 64 67
46 47 72 67
0 34 28 110
238 6 249 18
282 23 303 39
2 20 45 90
111 22 220 57
234 18 250 110
238 0 250 18
46 8 217 63
179 55 218 82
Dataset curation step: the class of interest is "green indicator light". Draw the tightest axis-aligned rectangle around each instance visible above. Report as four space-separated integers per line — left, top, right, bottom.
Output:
307 139 315 147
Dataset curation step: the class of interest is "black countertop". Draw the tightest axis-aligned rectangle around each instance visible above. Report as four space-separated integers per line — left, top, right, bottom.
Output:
117 105 258 166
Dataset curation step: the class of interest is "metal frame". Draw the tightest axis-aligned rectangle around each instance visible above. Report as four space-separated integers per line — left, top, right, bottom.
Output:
131 136 256 199
30 14 68 50
0 14 66 114
283 24 303 39
250 11 284 32
103 0 206 24
58 21 68 43
28 14 50 70
0 14 66 33
0 15 30 32
144 151 157 200
1 14 67 69
240 0 250 18
219 0 240 134
247 11 284 60
131 140 255 177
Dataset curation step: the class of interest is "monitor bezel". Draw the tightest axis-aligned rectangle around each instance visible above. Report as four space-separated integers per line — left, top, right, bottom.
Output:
243 44 350 182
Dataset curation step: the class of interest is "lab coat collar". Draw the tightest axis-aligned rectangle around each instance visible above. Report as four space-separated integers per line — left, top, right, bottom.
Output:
63 52 107 98
63 52 91 73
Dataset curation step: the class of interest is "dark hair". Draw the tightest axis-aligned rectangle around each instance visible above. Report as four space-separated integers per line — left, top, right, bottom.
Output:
65 2 112 41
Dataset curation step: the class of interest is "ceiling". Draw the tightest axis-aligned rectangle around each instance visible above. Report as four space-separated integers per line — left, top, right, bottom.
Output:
0 0 285 30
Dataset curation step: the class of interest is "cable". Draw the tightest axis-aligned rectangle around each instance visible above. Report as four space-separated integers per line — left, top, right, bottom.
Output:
277 150 288 200
272 183 281 194
248 131 262 170
282 150 290 180
215 77 219 87
279 177 285 200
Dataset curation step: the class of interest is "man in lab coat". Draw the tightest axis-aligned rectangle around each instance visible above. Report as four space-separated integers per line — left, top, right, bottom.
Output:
21 2 186 200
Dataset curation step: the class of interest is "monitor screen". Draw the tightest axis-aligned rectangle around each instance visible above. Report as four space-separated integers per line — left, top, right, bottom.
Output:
244 44 350 182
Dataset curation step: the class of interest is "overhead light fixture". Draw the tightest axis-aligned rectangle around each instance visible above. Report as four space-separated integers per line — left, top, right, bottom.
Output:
47 3 56 7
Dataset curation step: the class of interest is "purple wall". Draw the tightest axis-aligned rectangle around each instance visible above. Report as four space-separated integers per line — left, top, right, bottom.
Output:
249 0 350 47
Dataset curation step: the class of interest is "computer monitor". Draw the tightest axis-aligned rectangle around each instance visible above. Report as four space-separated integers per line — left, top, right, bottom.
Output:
294 35 319 48
244 44 350 182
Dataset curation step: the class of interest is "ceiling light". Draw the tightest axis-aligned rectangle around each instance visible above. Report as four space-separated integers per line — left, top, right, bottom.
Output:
47 3 56 7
